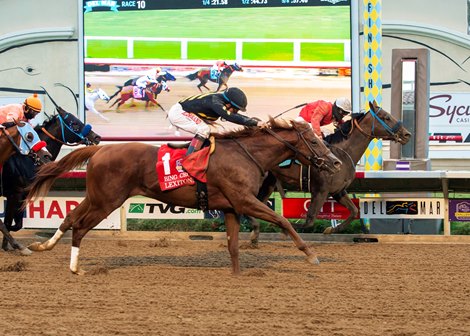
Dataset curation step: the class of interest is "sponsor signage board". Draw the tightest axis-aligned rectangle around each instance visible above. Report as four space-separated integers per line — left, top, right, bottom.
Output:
282 198 359 220
430 93 470 143
125 197 204 219
0 196 120 229
360 198 445 219
449 199 470 222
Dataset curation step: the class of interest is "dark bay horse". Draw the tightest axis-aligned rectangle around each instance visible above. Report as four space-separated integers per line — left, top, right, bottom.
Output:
0 121 53 255
25 118 341 275
1 105 101 252
186 63 243 92
248 101 412 246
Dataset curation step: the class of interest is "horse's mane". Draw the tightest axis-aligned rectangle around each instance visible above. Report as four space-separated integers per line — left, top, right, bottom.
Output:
38 114 58 130
324 113 366 144
213 116 296 139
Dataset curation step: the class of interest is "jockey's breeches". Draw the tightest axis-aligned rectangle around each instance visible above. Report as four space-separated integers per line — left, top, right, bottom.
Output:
168 103 210 138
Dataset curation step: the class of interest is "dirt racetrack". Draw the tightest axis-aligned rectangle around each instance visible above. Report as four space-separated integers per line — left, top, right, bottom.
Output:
1 237 469 336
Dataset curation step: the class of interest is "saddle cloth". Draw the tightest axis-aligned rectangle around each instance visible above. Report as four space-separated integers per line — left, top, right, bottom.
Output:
156 146 195 191
133 87 144 99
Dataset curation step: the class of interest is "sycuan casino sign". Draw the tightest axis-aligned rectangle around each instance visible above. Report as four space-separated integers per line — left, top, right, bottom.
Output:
429 93 470 143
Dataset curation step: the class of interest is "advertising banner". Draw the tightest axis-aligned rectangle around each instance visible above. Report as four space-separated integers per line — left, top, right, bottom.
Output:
429 93 470 143
449 199 470 222
125 198 204 219
0 196 120 229
282 198 359 220
360 198 445 219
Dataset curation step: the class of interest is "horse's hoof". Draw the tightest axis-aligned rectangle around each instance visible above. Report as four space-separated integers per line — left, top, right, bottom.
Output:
19 248 33 256
306 255 320 265
323 227 334 234
71 268 87 276
27 242 45 252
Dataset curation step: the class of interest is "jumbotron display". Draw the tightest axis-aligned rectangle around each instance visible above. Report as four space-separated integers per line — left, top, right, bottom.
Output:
82 0 352 138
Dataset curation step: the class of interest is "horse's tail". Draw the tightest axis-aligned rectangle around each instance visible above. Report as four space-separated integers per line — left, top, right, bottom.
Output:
186 71 199 81
108 86 122 101
25 146 104 204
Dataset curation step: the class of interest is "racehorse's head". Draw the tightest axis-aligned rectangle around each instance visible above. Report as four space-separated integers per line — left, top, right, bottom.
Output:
159 71 176 82
289 118 342 174
367 101 411 144
41 107 101 147
231 63 243 72
7 121 52 165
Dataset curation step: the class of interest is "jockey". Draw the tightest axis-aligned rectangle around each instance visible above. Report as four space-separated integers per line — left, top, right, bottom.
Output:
297 97 352 138
85 82 93 93
135 73 158 97
0 94 43 237
0 93 42 124
168 87 265 155
210 60 228 80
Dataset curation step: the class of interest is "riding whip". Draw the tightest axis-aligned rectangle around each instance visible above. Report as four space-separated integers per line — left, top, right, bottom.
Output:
273 103 308 119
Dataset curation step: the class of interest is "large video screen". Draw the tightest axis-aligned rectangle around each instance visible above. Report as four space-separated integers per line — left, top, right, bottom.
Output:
82 0 352 139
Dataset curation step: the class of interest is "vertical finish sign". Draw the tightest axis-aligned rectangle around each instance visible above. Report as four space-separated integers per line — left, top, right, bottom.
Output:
363 0 382 170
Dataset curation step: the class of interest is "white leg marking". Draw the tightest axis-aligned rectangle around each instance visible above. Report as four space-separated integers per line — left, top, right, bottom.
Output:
70 246 80 273
44 229 65 249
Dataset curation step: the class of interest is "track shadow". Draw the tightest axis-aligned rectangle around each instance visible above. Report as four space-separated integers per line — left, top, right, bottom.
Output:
97 250 310 270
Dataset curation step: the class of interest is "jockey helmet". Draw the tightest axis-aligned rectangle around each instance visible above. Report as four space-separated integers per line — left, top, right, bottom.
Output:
223 87 247 112
155 67 162 74
334 97 352 115
24 93 42 112
86 82 91 88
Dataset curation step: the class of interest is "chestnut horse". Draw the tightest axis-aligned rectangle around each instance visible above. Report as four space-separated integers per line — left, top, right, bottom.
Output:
247 101 412 246
25 118 341 275
1 105 101 252
0 121 53 255
108 83 165 111
186 63 243 92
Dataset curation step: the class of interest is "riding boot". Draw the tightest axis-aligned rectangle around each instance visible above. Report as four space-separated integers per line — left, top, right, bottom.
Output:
186 135 206 156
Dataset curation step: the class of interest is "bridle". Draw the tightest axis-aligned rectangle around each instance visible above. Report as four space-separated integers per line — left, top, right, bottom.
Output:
353 107 403 142
41 111 93 146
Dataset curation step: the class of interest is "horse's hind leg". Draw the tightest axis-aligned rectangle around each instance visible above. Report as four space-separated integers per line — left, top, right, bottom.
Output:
69 205 114 275
28 198 90 252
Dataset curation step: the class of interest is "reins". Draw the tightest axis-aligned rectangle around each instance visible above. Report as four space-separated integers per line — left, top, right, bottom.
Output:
231 138 265 175
264 126 328 168
353 107 402 141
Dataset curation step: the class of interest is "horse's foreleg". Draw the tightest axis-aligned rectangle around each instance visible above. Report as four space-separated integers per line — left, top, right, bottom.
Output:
242 197 319 265
324 192 358 234
0 220 31 255
223 211 241 275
